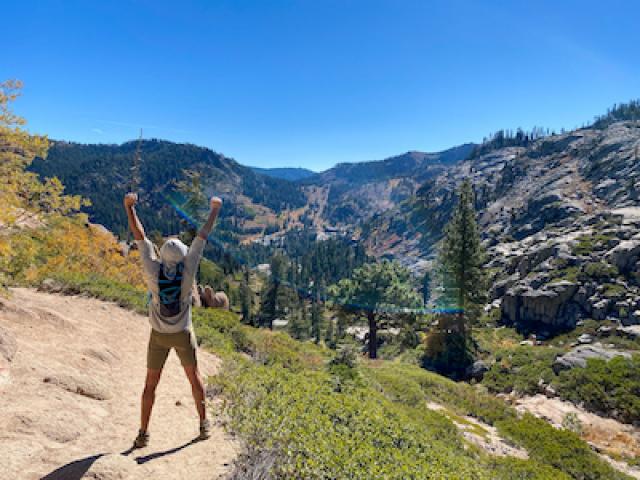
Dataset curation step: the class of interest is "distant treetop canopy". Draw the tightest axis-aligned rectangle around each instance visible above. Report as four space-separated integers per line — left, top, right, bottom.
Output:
592 99 640 129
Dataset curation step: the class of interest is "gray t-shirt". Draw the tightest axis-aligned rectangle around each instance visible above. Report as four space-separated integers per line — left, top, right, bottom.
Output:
136 237 205 333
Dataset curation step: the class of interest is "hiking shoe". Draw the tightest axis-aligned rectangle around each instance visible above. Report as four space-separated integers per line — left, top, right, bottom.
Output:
198 419 211 440
133 430 149 448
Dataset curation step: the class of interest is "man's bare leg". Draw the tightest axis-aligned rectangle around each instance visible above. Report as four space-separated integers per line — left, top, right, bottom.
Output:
141 368 163 432
183 364 206 422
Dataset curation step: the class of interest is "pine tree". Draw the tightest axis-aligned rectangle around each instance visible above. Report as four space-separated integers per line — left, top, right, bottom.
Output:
260 254 286 328
310 291 323 344
423 179 487 378
240 268 253 325
288 301 310 340
421 270 431 305
324 315 336 349
330 260 422 359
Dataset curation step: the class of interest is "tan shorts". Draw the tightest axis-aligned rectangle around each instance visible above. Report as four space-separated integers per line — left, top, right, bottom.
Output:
147 329 198 370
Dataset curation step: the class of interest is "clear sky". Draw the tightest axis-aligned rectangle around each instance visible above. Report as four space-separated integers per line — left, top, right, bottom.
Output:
3 0 639 171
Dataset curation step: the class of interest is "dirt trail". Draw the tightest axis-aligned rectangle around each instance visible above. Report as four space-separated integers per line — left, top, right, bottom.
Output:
0 288 238 480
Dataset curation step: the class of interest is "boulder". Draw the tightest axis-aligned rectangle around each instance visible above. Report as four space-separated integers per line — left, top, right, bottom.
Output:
501 281 579 331
491 274 520 300
605 239 640 272
590 298 610 321
553 344 631 374
39 278 65 293
577 333 593 344
621 310 640 326
466 360 489 381
202 286 230 310
596 325 613 337
517 244 554 277
617 325 640 339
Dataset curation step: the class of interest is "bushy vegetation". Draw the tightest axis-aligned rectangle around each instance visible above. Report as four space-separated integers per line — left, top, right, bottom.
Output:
482 346 559 396
483 345 640 424
38 271 148 313
557 355 640 424
365 363 628 480
496 413 628 480
583 261 619 280
184 307 626 479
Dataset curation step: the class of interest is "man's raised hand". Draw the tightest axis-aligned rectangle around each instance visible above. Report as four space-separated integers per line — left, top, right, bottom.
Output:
198 196 223 240
124 193 138 209
210 196 223 212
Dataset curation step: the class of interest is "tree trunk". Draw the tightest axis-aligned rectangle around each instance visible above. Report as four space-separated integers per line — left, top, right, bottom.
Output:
368 311 377 359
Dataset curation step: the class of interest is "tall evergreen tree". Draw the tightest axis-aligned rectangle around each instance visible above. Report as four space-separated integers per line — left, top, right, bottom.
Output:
423 179 487 378
421 270 432 306
240 268 253 325
310 291 323 344
260 254 287 329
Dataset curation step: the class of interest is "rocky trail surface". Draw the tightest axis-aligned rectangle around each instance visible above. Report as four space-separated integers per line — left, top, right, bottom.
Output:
0 288 238 480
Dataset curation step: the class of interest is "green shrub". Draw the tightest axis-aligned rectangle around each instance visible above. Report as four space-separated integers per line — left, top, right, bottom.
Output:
487 457 571 480
482 346 558 395
556 355 640 424
364 362 628 479
572 234 614 256
550 266 580 283
603 283 626 299
583 261 619 280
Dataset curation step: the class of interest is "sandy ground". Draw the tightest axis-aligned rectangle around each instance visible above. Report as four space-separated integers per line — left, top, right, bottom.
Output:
0 288 238 480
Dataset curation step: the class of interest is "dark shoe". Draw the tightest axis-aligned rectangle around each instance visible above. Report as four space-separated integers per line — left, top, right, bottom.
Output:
133 429 149 448
198 419 211 440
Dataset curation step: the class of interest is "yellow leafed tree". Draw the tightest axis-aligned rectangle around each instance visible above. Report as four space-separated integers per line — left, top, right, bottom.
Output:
0 80 144 290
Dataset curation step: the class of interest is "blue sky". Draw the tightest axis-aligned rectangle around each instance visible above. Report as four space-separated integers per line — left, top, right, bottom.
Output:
3 0 639 171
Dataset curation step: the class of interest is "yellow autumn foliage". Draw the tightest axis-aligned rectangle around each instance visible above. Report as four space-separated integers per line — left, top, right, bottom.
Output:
0 80 144 290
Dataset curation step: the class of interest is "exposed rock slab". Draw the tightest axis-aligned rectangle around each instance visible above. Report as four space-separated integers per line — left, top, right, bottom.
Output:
553 344 632 373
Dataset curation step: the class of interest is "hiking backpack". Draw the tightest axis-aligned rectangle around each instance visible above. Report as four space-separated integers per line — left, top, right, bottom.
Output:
157 262 184 317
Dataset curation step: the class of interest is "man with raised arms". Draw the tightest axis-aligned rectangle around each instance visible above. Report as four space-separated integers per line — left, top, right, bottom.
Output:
123 192 222 448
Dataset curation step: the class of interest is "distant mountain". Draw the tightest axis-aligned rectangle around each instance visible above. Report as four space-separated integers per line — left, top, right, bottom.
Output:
308 144 475 186
250 166 316 181
300 144 475 226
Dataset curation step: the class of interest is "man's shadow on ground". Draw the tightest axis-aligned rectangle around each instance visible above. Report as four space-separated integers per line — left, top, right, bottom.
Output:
126 438 199 464
40 438 200 479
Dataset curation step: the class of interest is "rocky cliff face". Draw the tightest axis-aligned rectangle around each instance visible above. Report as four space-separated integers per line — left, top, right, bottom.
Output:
363 121 640 333
303 145 475 227
491 208 640 334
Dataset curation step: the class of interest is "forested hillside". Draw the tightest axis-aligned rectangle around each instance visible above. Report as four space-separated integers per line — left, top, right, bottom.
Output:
250 166 316 181
30 140 307 239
